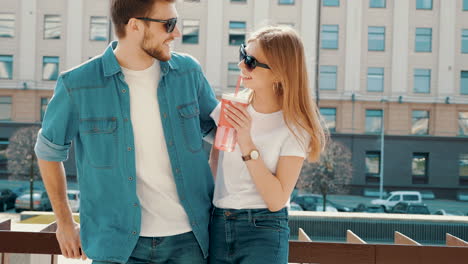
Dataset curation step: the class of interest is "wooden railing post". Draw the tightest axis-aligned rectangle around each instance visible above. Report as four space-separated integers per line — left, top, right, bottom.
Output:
446 233 468 247
394 231 421 245
346 230 366 244
0 220 11 264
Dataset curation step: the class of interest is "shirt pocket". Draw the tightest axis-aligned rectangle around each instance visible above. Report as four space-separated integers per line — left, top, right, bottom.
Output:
177 101 202 153
79 117 118 169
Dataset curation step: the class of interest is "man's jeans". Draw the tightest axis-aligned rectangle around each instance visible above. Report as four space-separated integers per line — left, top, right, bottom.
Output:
209 207 289 264
92 232 206 264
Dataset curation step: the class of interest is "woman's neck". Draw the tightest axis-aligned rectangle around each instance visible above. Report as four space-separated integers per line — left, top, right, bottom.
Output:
251 89 282 114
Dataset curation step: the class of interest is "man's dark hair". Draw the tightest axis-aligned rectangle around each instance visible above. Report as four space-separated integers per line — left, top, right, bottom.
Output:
111 0 175 39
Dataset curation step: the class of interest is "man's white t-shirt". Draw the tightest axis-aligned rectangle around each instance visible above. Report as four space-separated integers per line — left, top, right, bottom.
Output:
210 103 309 209
122 61 192 237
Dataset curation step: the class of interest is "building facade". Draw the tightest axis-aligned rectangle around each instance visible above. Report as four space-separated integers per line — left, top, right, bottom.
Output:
1 0 468 198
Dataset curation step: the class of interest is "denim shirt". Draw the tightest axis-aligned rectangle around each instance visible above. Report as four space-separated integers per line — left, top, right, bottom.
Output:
34 41 218 263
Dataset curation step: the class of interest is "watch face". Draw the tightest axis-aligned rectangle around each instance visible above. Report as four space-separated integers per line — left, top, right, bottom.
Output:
251 150 260 160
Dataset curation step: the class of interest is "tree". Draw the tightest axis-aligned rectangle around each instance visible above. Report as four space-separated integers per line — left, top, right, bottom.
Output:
6 126 41 210
296 140 353 211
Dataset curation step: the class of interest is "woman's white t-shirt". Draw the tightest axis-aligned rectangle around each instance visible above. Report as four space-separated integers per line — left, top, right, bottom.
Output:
210 103 309 209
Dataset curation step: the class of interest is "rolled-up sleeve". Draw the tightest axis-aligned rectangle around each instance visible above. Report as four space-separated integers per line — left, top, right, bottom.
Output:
197 71 219 138
35 75 79 162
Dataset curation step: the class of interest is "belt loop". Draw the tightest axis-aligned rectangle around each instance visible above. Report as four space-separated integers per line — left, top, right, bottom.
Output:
248 209 252 223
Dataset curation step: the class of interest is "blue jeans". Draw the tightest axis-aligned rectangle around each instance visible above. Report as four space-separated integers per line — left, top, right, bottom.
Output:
92 231 206 264
209 207 289 264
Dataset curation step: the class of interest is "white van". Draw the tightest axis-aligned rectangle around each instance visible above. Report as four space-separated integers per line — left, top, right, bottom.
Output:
371 191 422 212
67 190 80 213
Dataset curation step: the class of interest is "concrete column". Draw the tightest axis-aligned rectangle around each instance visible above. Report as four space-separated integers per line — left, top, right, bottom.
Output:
437 0 456 97
344 0 363 93
19 0 37 83
66 0 83 69
205 0 223 92
391 0 410 95
301 0 319 97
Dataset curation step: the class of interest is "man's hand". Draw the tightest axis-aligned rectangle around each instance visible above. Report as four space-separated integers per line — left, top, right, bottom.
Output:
56 221 87 260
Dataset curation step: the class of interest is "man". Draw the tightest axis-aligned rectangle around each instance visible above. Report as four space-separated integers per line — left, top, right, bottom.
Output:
34 0 218 263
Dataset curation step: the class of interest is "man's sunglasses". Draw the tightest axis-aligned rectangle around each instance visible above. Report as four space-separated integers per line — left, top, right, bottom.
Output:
135 17 178 33
239 43 271 71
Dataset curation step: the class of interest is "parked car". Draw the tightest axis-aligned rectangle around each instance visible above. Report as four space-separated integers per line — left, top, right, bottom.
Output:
371 191 422 212
291 194 350 212
15 191 52 213
11 185 44 197
354 203 386 213
67 190 80 213
433 209 459 216
390 202 430 215
289 202 303 211
0 189 17 212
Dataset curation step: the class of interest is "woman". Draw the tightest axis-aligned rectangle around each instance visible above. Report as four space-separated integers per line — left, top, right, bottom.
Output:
209 26 327 264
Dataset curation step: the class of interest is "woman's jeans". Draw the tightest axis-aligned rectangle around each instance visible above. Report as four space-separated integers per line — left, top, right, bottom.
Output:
209 207 289 264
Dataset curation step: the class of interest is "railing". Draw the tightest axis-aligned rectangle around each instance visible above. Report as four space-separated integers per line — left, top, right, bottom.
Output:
1 219 468 264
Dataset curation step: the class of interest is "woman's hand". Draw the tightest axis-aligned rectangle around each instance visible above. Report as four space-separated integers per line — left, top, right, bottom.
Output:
224 103 253 149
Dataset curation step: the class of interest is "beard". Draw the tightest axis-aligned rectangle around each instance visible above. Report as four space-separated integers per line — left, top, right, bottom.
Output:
141 28 172 62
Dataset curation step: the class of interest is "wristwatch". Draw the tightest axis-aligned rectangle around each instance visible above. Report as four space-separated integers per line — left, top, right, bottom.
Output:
242 149 260 162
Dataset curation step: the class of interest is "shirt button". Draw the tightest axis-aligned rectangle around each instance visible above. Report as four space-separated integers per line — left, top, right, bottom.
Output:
133 203 138 207
128 177 133 181
168 140 173 146
132 231 137 235
122 89 126 93
175 168 180 174
124 118 128 122
163 113 168 119
128 147 132 151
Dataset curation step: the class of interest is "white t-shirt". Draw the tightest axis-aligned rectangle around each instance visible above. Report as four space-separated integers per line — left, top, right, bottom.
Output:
210 103 309 209
122 61 192 237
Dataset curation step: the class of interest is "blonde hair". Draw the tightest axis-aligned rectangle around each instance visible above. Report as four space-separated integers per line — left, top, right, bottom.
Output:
247 26 327 162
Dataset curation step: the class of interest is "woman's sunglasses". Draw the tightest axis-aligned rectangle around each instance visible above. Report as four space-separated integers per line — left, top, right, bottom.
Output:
135 17 178 33
239 44 271 71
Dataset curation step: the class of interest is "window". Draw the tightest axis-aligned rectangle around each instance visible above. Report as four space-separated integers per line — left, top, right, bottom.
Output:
365 151 380 183
0 139 8 173
414 69 431 93
227 62 240 88
415 28 432 52
321 25 339 49
90 16 108 41
462 30 468 53
182 20 199 44
319 66 337 90
40 97 50 121
319 108 336 132
367 67 384 92
229 21 246 46
460 154 468 185
412 153 428 184
0 55 13 79
0 96 12 121
412 110 429 135
323 0 339 6
365 110 382 133
278 0 294 4
44 15 61 39
416 0 432 10
369 0 386 8
42 56 59 81
0 13 15 38
464 0 468 11
462 71 468 95
368 26 385 51
459 112 468 136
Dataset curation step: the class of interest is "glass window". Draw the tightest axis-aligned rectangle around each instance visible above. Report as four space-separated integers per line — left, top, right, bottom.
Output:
365 151 380 174
412 153 428 184
0 96 12 121
44 15 61 39
368 26 385 51
367 67 384 92
90 16 108 41
464 0 468 11
42 56 59 81
369 0 386 8
227 62 240 88
0 139 8 173
462 71 468 95
389 195 400 202
323 0 339 6
40 97 50 121
0 13 15 38
403 195 419 201
459 112 468 136
321 25 339 49
416 0 432 10
365 109 382 133
319 108 336 132
412 110 429 135
462 30 468 53
415 28 432 52
319 65 337 90
0 55 13 79
460 154 468 177
414 69 431 93
229 21 246 46
182 20 199 44
279 0 294 4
